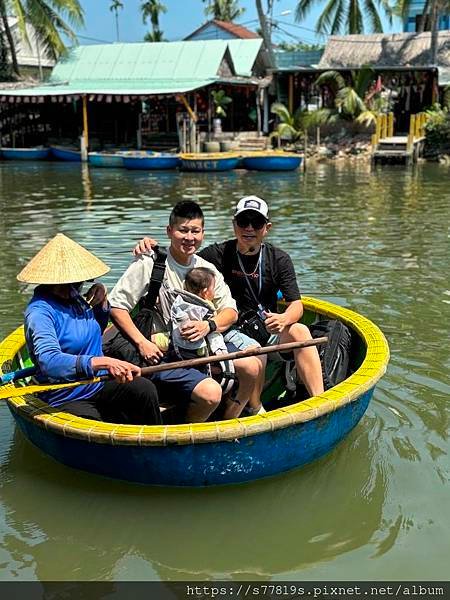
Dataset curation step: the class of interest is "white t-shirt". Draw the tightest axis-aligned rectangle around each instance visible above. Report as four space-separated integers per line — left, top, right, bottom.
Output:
109 249 237 324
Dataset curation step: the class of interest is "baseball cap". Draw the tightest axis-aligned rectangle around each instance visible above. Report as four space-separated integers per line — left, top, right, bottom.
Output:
234 196 269 220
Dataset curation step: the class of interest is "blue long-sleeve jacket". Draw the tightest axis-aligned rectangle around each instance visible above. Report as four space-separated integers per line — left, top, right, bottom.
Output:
24 286 109 407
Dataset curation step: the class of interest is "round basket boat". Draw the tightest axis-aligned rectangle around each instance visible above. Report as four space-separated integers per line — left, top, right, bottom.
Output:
180 153 240 172
0 297 389 487
241 151 303 171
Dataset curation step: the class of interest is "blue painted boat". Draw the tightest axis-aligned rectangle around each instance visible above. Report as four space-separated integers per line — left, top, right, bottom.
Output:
180 153 240 172
0 297 388 486
242 152 303 171
122 152 179 170
88 152 125 168
50 146 81 162
1 147 50 160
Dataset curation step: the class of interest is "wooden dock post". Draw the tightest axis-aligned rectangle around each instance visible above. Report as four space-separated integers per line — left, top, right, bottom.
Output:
388 112 394 137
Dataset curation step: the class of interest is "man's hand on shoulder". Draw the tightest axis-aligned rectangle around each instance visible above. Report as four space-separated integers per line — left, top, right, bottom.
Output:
133 237 158 257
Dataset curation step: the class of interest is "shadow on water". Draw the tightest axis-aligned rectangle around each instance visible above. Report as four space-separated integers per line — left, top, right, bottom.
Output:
0 417 387 581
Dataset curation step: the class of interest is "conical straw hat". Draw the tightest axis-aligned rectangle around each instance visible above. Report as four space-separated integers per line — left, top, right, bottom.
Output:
17 233 110 284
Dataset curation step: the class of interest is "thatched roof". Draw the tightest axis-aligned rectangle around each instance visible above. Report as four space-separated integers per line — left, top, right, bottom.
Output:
319 30 450 70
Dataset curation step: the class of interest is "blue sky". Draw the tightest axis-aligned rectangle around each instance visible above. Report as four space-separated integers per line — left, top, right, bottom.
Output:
76 0 402 46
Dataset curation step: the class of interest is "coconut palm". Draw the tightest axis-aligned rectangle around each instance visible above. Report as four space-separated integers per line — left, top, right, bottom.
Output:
255 0 276 68
0 0 84 77
295 0 392 34
395 0 450 64
270 102 336 145
315 67 386 125
202 0 245 21
141 0 167 42
110 0 123 42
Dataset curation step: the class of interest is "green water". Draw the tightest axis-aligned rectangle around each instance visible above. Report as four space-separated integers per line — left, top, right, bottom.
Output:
0 161 449 581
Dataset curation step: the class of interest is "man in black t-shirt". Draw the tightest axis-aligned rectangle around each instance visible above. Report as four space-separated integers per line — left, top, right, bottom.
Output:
133 196 324 410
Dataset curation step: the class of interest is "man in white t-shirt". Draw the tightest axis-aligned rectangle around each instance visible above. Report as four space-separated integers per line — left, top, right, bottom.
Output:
108 201 262 423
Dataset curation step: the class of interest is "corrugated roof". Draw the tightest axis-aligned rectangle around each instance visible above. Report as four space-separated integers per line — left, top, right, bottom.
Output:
227 39 263 76
0 39 263 97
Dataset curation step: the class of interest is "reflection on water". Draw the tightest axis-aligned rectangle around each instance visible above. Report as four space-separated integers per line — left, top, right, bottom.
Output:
0 161 449 581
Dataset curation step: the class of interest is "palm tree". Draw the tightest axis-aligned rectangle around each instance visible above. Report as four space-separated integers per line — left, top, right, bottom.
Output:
395 0 450 65
110 0 123 42
0 0 84 77
202 0 245 21
295 0 392 34
255 0 276 68
315 67 386 125
141 0 167 42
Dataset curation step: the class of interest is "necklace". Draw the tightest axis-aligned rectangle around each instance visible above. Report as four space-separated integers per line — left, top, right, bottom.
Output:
236 248 262 277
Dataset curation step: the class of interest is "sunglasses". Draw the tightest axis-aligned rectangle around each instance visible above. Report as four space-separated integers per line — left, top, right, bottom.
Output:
235 214 267 230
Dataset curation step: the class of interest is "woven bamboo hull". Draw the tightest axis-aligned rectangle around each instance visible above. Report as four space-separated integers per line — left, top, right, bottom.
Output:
9 388 372 485
1 147 50 160
50 146 81 162
242 153 303 171
1 297 389 486
122 153 180 170
88 152 124 168
180 153 239 172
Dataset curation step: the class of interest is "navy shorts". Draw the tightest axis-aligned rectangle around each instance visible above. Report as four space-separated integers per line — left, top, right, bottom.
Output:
150 341 239 404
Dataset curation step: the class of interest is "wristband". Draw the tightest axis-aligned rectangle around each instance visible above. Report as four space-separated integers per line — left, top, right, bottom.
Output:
207 319 217 333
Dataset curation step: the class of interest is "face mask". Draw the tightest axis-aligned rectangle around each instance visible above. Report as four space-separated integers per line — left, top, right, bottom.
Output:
70 282 84 298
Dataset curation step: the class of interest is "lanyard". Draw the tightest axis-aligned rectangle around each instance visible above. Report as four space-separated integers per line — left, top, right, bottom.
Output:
236 245 265 307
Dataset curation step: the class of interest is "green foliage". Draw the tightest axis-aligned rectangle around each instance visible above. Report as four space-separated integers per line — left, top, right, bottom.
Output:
2 0 84 66
277 41 325 52
295 0 392 34
424 104 450 150
211 89 232 117
202 0 245 21
315 67 386 125
141 0 167 42
270 102 335 142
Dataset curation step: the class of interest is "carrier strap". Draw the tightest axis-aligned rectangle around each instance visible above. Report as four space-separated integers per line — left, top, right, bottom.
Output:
142 246 167 309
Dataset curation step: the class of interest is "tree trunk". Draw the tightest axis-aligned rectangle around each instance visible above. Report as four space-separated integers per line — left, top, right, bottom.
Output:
255 0 276 70
429 0 439 66
0 6 20 75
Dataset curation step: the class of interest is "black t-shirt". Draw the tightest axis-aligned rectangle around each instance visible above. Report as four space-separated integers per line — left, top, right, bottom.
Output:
198 240 301 314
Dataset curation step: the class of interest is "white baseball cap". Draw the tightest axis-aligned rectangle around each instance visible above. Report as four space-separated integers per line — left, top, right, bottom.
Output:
234 196 269 220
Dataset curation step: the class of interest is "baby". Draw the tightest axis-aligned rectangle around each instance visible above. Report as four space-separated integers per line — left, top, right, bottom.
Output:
151 267 216 354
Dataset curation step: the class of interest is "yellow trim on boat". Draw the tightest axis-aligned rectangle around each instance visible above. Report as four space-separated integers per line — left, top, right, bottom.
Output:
180 153 239 160
0 297 389 446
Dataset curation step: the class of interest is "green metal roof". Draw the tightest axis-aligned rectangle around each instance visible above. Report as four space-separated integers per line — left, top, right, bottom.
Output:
227 39 263 77
0 39 263 97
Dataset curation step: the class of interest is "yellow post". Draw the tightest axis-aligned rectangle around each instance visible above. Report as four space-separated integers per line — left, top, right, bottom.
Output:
409 114 416 140
388 112 394 137
375 114 382 144
81 95 89 162
371 133 378 149
178 94 198 122
381 114 388 139
415 114 421 138
288 74 294 114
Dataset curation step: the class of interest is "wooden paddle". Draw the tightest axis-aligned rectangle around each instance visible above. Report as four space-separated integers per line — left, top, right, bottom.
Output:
0 337 327 400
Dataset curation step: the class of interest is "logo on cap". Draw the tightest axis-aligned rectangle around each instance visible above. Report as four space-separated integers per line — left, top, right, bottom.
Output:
244 199 261 210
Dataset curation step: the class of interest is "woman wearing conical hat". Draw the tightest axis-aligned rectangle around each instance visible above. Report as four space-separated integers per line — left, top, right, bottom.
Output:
18 234 161 424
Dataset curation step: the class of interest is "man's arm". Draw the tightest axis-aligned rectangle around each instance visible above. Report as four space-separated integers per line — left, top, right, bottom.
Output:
110 307 163 362
264 299 303 334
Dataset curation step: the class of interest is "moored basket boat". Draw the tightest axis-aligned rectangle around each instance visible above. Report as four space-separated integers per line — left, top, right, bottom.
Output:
50 146 82 162
88 152 125 168
0 297 389 487
180 153 240 172
122 151 180 170
1 147 50 160
242 151 303 171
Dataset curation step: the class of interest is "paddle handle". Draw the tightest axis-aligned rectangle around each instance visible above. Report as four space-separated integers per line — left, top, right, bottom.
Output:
0 366 36 386
134 336 328 377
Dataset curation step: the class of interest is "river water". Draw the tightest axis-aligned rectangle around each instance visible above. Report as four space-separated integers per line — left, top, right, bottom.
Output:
0 160 448 581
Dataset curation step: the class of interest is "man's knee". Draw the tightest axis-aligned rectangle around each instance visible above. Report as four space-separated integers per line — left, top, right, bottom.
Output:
234 356 262 378
287 322 312 341
191 378 222 408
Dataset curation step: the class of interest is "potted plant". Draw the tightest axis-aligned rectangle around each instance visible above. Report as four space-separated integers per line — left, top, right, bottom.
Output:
211 89 232 134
